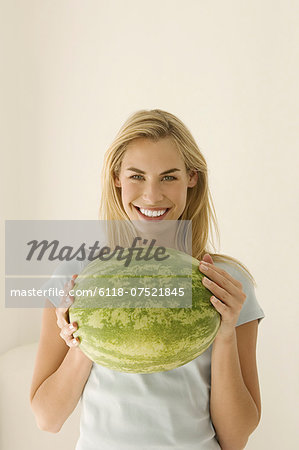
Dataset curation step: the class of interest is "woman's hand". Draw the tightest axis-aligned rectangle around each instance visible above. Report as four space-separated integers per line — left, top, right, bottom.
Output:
56 274 80 348
199 254 247 339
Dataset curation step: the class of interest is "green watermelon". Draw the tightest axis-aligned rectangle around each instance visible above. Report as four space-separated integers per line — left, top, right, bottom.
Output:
69 247 220 374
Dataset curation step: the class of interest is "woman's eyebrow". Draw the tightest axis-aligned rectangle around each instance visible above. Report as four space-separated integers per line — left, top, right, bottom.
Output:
126 167 181 175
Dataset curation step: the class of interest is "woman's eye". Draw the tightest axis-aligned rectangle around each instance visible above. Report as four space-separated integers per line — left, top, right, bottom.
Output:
163 175 176 181
130 175 144 180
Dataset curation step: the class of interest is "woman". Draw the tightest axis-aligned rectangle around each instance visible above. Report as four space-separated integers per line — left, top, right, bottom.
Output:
30 109 265 449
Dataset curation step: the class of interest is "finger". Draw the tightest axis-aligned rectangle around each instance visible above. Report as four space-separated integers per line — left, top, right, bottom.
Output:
56 280 76 327
67 337 80 347
57 280 75 310
59 322 79 344
199 262 242 292
58 293 74 311
56 297 74 321
60 322 78 338
56 299 75 328
60 332 80 347
210 296 228 314
202 276 233 306
57 316 69 330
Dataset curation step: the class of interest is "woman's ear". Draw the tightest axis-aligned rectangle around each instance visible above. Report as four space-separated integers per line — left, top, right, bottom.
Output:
187 170 198 188
114 176 121 188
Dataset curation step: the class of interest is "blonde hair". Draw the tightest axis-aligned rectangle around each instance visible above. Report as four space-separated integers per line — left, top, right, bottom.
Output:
98 109 256 286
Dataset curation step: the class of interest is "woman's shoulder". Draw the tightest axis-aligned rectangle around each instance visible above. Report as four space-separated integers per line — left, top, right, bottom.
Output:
211 254 256 290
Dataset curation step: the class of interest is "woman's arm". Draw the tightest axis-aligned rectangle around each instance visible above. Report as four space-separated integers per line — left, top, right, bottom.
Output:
199 256 262 449
210 320 261 450
30 299 93 433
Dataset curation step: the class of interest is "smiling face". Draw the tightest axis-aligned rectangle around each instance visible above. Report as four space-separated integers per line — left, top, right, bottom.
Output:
114 137 198 222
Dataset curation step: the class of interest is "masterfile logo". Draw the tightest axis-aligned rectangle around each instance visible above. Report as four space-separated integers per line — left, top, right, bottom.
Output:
5 220 192 308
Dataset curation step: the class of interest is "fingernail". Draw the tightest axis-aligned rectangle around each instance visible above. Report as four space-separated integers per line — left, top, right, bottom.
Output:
72 338 78 345
69 324 75 331
200 262 208 272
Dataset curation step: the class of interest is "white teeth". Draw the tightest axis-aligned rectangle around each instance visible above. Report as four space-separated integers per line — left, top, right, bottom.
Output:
139 208 167 217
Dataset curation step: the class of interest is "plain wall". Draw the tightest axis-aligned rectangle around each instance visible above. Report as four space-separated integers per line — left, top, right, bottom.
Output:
1 1 298 449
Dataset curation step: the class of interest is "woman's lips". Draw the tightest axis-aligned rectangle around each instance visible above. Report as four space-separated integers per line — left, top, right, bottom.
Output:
133 205 170 220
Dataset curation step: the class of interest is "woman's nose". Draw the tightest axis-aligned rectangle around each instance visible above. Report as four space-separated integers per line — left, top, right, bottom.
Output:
141 182 164 204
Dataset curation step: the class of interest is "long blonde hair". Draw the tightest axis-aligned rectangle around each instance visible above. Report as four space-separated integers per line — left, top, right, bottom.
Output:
98 109 256 286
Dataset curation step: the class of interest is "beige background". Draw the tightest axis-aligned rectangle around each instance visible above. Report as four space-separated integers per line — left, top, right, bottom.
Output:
1 1 298 449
